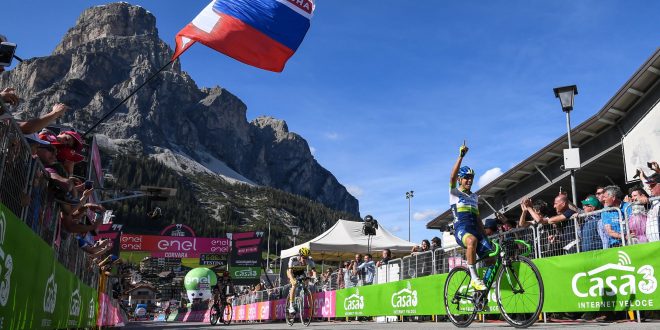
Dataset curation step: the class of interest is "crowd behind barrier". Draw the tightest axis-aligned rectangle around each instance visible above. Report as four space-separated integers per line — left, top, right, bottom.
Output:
0 116 100 288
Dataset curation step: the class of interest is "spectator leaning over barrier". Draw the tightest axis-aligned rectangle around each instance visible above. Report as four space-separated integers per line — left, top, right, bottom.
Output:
39 129 85 174
356 254 375 285
601 185 631 248
579 195 603 252
484 218 498 236
376 248 391 267
628 187 650 244
642 172 660 242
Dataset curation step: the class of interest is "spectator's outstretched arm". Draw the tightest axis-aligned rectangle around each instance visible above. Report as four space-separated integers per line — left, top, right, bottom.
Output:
526 206 545 224
519 199 531 228
0 88 20 106
18 103 69 134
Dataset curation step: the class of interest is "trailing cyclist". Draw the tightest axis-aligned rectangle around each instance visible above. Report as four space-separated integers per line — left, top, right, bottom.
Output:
287 247 317 313
449 143 493 291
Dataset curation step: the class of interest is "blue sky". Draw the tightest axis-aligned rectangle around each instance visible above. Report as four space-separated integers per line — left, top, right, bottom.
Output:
4 1 659 244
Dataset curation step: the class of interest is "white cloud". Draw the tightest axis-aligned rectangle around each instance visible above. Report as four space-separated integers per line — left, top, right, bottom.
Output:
477 167 504 189
413 209 438 221
324 132 340 140
346 185 363 198
390 225 402 233
309 146 316 155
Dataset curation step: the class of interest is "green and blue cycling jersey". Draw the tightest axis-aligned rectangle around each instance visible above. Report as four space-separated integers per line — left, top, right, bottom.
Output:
450 184 493 257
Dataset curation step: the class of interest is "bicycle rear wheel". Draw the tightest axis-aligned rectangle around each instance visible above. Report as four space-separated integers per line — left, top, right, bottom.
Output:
443 266 477 327
285 295 296 326
222 303 232 325
299 288 313 326
495 256 544 328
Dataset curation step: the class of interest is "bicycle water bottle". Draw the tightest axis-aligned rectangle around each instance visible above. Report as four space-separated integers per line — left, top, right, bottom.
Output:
484 266 494 284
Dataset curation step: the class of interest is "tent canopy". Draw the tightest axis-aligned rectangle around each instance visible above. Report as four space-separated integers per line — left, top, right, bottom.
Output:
280 219 416 261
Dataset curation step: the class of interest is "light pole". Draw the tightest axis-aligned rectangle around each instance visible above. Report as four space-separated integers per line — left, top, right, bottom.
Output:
553 85 579 206
266 220 271 271
406 190 414 241
291 226 300 246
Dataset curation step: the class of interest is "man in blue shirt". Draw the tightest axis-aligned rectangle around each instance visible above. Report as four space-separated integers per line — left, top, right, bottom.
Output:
579 195 603 252
601 185 631 247
356 254 375 285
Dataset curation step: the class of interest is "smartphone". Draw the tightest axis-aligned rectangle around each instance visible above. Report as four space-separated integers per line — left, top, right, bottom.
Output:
0 42 17 67
648 162 654 169
84 180 93 190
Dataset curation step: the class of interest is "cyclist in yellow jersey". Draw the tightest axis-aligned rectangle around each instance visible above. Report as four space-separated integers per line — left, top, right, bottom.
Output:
449 143 493 290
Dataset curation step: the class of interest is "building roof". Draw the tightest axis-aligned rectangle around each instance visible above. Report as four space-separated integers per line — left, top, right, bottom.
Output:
428 47 660 230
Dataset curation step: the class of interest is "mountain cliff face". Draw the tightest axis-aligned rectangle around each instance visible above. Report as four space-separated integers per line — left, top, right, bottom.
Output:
0 2 359 215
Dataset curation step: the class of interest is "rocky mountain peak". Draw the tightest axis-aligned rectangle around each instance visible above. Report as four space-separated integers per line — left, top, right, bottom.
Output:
55 3 158 55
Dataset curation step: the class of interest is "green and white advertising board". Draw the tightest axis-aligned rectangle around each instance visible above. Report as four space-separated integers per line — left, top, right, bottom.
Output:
184 267 217 302
537 242 659 312
0 204 98 329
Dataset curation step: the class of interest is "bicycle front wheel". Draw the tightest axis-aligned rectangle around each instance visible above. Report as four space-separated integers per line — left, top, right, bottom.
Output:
299 288 314 326
443 266 477 327
495 255 544 328
222 303 232 325
209 305 219 325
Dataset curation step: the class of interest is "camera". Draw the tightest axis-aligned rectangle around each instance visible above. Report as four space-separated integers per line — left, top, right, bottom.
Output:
362 215 378 236
648 162 655 169
0 42 17 67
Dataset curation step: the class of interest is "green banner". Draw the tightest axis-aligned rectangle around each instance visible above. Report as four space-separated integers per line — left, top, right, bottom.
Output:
229 266 261 282
335 275 445 317
0 204 98 329
537 242 659 312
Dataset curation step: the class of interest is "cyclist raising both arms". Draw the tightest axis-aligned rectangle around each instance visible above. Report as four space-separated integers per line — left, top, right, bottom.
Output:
449 143 493 291
287 247 317 313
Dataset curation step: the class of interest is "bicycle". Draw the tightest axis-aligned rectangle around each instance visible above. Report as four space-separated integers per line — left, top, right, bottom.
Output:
285 275 314 326
209 293 233 326
443 238 544 328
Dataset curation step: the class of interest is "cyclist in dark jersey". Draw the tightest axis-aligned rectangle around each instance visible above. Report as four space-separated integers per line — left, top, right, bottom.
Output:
450 143 493 290
286 247 317 313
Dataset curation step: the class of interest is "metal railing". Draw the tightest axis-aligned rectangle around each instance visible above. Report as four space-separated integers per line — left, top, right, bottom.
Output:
0 117 100 288
624 196 660 245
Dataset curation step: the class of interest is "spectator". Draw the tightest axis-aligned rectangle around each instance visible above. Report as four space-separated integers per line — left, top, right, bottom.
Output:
483 218 498 236
39 129 85 174
430 237 441 250
0 89 70 134
595 186 606 205
579 195 604 252
341 260 357 288
321 268 334 291
376 249 391 267
601 185 631 248
531 194 576 255
411 239 430 254
628 187 649 244
356 254 375 285
642 172 660 242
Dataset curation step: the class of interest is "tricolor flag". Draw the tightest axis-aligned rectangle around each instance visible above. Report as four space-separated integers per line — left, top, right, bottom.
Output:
172 0 315 72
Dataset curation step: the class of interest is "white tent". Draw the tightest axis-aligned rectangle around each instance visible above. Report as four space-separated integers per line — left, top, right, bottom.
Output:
280 219 416 261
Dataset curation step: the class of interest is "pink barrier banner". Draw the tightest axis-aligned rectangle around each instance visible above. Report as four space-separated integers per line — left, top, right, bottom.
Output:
247 303 258 321
272 299 287 320
97 293 126 327
313 291 336 318
258 301 271 320
183 310 209 322
235 304 246 321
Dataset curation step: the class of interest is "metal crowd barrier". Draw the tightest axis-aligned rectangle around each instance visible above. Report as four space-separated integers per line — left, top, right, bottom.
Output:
624 196 660 245
0 117 100 288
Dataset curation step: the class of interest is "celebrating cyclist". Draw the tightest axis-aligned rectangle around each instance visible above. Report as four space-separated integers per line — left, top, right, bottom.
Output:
449 143 493 291
287 247 317 313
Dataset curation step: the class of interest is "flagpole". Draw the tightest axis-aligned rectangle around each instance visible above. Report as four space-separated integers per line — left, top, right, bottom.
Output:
83 58 176 137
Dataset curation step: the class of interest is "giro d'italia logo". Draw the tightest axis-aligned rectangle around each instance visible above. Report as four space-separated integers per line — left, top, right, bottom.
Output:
0 212 12 307
571 251 657 298
343 288 364 311
391 281 418 308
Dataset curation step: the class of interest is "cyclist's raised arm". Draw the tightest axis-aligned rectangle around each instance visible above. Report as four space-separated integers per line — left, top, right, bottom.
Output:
450 144 469 188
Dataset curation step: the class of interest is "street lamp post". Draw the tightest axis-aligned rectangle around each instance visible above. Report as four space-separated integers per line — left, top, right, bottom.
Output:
266 220 271 271
291 226 300 246
406 190 414 241
553 85 579 206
